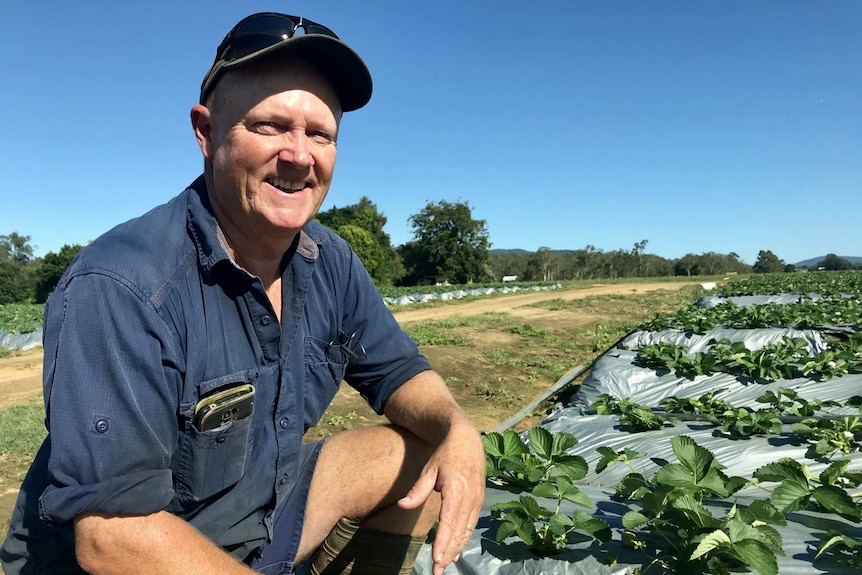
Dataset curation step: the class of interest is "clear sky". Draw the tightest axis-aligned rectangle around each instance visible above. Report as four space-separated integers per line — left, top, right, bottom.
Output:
1 1 859 266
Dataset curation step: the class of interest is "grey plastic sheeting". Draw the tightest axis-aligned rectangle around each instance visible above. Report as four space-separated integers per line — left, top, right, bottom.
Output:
540 414 862 498
0 329 42 351
695 294 827 307
412 481 860 575
569 327 862 414
384 284 562 306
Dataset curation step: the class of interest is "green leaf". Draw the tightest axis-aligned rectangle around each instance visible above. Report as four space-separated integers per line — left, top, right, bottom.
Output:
617 472 651 500
690 529 731 560
811 485 862 520
622 510 650 529
502 430 530 456
753 458 808 484
745 500 787 526
816 530 861 559
670 435 717 480
595 446 619 473
727 516 784 556
654 463 729 497
552 455 589 481
551 431 578 454
482 432 505 457
531 481 559 500
672 494 718 528
770 480 810 513
518 495 552 519
527 427 554 460
549 512 573 535
571 511 612 542
819 459 850 486
729 539 778 575
565 489 593 508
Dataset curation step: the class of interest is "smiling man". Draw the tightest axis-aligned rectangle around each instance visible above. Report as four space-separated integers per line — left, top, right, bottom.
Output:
1 12 484 575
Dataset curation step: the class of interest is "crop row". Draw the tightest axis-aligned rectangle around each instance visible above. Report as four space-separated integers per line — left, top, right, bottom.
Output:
484 426 862 574
719 271 862 297
643 296 862 334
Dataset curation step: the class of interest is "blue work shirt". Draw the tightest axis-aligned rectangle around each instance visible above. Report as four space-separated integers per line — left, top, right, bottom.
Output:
0 176 431 573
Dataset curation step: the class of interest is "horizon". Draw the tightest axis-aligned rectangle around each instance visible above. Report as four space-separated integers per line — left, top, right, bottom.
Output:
2 2 859 266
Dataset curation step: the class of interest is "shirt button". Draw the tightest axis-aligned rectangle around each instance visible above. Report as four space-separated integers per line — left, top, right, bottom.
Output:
279 418 289 429
277 477 287 486
216 435 227 444
95 419 109 433
260 315 271 326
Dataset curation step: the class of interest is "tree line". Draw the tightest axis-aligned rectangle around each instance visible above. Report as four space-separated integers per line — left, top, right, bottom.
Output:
1 200 858 305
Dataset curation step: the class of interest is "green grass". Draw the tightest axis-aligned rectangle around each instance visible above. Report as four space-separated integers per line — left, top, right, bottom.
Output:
505 323 558 344
0 403 46 464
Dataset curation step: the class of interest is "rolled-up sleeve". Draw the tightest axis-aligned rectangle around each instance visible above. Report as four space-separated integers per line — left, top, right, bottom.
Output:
39 271 182 524
340 252 432 414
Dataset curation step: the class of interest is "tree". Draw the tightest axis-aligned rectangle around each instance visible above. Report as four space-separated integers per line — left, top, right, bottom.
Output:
488 251 529 282
0 261 30 304
752 250 785 274
398 200 490 285
34 244 84 303
817 253 853 271
0 232 35 265
526 247 559 281
316 197 400 287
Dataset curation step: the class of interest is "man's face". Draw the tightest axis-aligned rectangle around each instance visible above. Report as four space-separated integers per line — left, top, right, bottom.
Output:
198 59 342 247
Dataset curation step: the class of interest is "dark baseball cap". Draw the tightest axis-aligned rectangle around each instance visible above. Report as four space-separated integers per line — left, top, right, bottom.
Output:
199 12 372 112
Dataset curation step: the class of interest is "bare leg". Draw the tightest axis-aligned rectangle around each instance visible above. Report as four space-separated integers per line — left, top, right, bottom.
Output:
296 425 441 563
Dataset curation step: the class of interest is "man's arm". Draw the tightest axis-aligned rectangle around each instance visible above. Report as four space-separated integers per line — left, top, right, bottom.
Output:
382 370 486 575
74 511 256 575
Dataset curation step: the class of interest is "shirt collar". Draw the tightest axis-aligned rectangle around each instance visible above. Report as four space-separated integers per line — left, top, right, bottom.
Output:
185 175 320 280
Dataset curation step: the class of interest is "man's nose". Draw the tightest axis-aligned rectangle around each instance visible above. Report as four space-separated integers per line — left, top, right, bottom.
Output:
277 132 314 167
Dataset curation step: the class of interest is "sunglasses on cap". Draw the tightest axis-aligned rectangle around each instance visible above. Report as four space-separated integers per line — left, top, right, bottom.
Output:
199 12 372 111
213 12 339 64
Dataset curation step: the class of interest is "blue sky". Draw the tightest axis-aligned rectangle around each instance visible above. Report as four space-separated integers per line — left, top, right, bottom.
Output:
1 1 859 266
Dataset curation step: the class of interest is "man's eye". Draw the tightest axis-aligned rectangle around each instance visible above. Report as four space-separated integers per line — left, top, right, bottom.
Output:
253 122 284 134
308 131 336 146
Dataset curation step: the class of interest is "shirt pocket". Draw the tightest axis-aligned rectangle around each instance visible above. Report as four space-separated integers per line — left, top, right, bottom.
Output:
303 336 348 429
175 371 256 502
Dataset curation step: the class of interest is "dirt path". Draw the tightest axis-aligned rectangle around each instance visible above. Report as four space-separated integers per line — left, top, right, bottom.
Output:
0 281 701 408
391 280 701 323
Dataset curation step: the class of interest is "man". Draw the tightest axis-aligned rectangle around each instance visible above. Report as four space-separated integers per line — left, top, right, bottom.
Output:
1 12 485 575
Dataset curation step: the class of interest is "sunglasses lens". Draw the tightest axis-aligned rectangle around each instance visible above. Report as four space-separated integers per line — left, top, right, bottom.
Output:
224 15 297 61
223 15 339 62
302 23 339 38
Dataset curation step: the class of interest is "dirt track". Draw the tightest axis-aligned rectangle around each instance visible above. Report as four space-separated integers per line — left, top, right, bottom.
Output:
0 281 701 408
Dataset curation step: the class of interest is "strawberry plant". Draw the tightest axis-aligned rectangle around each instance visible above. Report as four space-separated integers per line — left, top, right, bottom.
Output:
755 387 840 417
659 389 730 415
791 416 862 456
484 427 610 554
610 436 785 575
816 530 862 568
708 407 783 438
484 427 587 489
752 458 862 521
589 394 670 432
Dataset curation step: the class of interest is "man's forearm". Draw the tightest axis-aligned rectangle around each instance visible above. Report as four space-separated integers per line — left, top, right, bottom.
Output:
383 370 474 442
74 510 257 575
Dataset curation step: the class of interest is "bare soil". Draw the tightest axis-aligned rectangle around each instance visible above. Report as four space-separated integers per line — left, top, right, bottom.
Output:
0 279 703 548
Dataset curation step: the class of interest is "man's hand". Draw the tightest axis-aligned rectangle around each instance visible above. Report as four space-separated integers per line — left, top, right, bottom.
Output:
397 421 485 574
383 372 486 575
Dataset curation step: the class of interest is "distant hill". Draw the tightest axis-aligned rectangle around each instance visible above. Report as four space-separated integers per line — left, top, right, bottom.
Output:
794 255 862 267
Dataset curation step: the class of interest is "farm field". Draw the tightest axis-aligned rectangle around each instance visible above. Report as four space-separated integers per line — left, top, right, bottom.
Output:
472 271 862 575
0 278 710 571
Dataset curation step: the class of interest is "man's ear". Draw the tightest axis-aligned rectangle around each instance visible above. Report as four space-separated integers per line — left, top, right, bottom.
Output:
190 104 214 161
